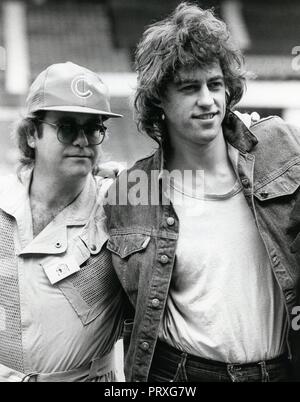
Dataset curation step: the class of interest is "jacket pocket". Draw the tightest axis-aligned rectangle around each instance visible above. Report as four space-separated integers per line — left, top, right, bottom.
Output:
254 163 300 201
41 241 121 326
254 164 300 279
107 233 151 259
58 246 121 325
107 233 152 300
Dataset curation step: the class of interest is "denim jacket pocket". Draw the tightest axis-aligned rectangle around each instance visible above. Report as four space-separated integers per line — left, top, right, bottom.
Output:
254 163 300 201
107 233 152 300
254 164 300 279
107 233 151 259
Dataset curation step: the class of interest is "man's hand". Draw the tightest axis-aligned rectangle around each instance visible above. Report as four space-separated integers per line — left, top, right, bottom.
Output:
234 111 260 128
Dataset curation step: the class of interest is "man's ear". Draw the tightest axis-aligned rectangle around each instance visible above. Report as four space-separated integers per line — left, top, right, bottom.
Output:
26 125 37 149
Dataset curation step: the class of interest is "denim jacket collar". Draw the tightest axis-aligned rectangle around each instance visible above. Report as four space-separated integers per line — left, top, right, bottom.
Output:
156 109 258 178
223 109 258 153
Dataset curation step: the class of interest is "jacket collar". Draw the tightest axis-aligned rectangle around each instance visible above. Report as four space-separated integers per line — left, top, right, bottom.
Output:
153 109 258 177
0 168 108 256
0 169 31 217
0 168 98 225
223 109 258 153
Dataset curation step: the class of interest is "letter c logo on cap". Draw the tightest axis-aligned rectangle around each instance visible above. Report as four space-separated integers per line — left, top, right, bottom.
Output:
71 75 93 98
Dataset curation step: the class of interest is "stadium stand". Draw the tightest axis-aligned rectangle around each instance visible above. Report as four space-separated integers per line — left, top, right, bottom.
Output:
243 0 300 80
0 0 298 377
27 0 131 77
108 0 300 79
244 0 300 56
108 0 222 57
0 0 299 174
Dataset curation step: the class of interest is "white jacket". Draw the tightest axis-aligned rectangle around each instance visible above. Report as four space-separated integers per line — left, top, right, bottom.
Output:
0 169 123 382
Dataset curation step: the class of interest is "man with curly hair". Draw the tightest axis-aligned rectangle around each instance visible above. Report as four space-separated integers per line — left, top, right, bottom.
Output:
104 2 300 382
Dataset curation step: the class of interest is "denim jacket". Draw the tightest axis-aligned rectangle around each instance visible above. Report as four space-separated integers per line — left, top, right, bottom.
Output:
104 111 300 382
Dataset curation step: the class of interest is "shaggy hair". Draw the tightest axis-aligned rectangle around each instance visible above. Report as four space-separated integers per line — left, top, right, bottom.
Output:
12 110 46 170
134 2 246 144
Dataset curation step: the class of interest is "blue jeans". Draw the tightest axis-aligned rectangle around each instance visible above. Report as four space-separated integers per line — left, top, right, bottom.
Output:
148 341 291 382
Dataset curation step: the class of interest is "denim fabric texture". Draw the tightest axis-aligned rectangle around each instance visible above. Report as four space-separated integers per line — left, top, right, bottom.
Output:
148 340 291 382
104 111 300 382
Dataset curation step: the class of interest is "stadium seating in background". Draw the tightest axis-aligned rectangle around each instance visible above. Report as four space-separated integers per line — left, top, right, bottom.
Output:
108 0 222 57
0 0 299 174
27 0 131 79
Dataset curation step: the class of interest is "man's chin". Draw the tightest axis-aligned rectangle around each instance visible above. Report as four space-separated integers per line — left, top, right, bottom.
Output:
67 157 93 169
65 165 93 179
193 129 221 145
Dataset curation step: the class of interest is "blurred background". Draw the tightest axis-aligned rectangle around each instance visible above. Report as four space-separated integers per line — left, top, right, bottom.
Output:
0 0 299 174
0 0 299 380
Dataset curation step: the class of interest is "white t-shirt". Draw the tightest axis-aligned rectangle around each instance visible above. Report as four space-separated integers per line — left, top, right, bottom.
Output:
159 147 287 363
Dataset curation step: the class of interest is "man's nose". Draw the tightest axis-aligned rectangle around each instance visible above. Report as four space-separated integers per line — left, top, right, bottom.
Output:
73 128 89 147
196 86 214 108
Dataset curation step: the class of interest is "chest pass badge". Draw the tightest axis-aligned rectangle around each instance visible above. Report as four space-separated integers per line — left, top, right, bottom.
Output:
42 256 80 285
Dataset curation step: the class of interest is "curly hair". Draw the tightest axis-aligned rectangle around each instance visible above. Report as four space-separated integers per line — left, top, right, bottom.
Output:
134 2 246 143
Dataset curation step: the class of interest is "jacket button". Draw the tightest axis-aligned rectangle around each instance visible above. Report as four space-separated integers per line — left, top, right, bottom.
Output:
55 242 62 248
57 264 68 275
151 298 160 308
90 244 97 251
260 191 269 199
160 255 169 264
241 178 250 188
141 341 149 351
167 217 175 226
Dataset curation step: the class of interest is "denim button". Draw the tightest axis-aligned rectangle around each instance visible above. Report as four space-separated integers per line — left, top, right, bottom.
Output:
260 191 269 199
90 244 97 251
141 341 149 350
55 242 62 248
151 298 160 308
241 178 250 188
167 217 175 226
160 255 169 264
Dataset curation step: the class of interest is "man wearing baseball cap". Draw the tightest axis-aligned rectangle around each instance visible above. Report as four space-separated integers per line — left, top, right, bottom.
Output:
0 62 124 382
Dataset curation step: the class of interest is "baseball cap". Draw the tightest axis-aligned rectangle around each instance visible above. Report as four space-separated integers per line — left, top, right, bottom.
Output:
25 61 123 118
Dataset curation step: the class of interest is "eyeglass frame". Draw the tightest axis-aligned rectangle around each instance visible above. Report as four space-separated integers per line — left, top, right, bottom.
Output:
37 119 107 145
